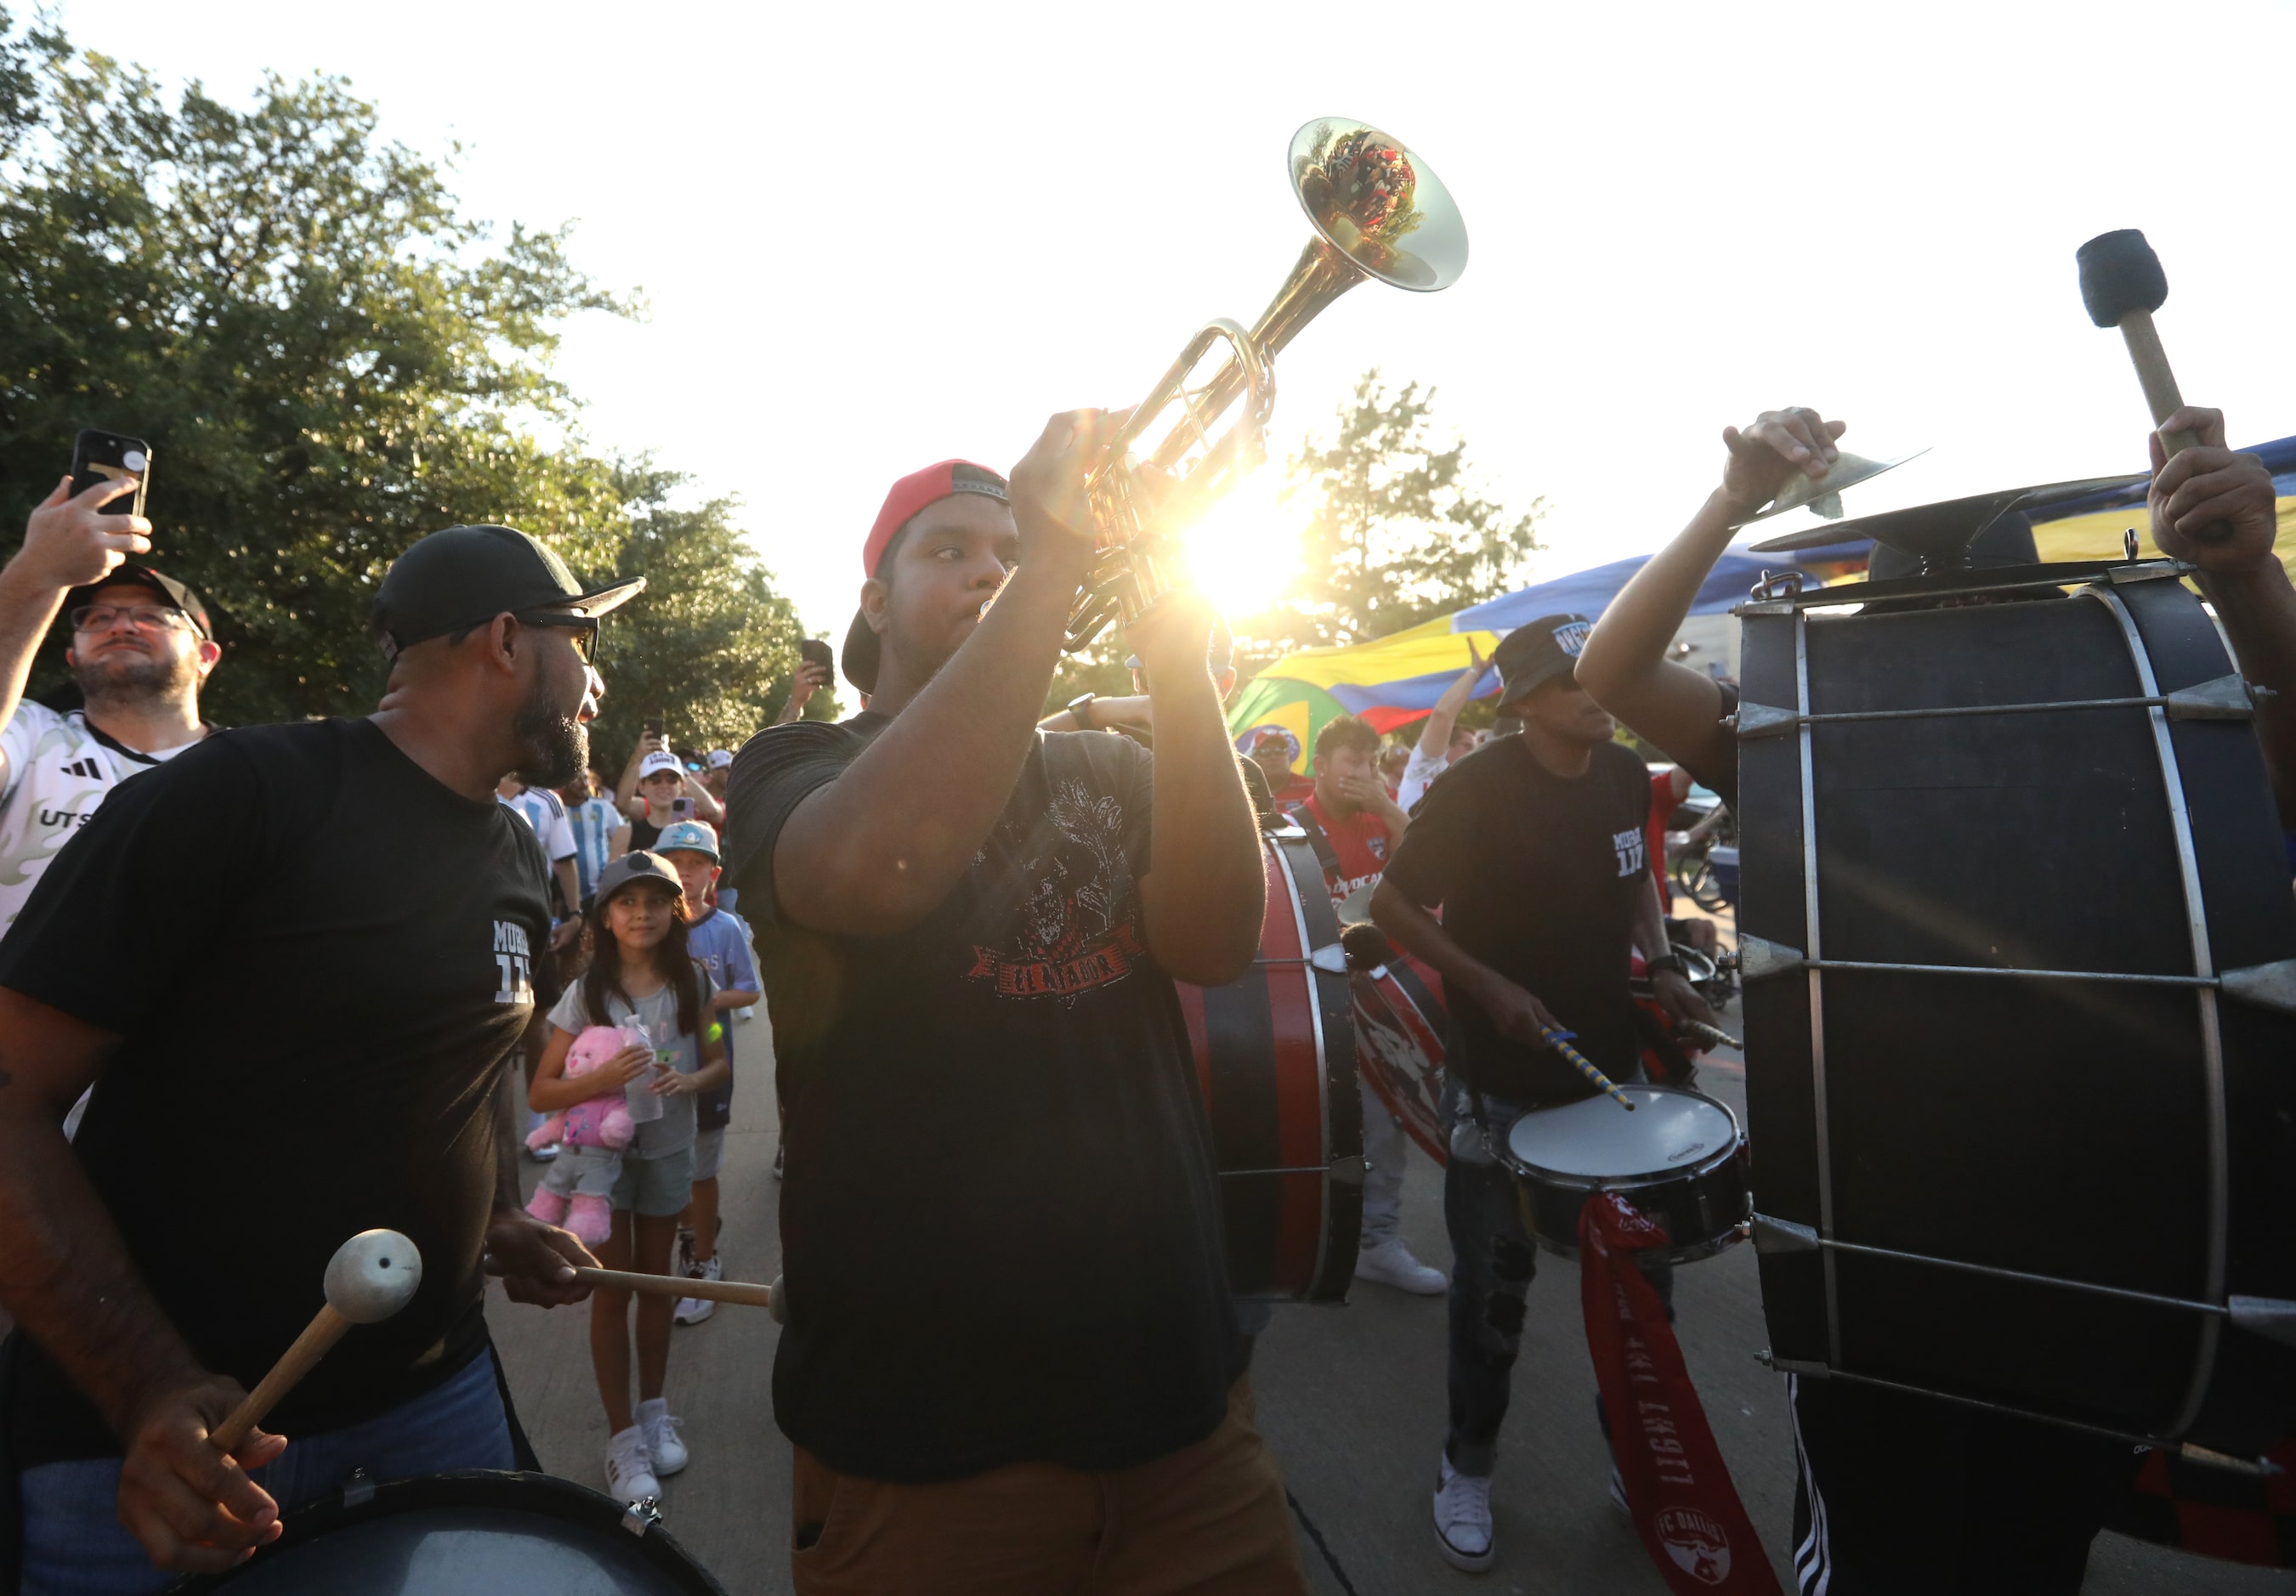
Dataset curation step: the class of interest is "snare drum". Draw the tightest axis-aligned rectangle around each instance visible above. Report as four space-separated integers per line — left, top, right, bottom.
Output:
1499 1084 1749 1266
174 1470 726 1593
1176 827 1363 1301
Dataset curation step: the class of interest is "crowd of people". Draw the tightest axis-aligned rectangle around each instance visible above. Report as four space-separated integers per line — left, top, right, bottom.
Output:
0 392 2287 1596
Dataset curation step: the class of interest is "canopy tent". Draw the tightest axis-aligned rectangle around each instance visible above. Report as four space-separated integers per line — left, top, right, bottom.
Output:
1227 435 2296 767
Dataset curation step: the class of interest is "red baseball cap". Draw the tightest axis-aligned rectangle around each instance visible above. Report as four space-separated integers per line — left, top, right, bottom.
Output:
844 460 1010 695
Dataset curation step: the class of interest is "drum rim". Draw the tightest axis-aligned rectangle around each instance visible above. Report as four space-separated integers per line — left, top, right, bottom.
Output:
168 1469 728 1593
1496 1084 1744 1191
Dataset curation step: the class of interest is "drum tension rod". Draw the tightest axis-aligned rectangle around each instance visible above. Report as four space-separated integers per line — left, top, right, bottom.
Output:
1734 937 2296 1017
1751 1352 2281 1477
1750 1214 2296 1346
1735 673 2257 739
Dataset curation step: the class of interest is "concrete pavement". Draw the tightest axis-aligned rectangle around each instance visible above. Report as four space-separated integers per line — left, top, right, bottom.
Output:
488 1006 2282 1594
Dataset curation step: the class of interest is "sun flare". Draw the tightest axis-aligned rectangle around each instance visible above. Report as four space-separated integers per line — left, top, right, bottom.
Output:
1179 466 1304 625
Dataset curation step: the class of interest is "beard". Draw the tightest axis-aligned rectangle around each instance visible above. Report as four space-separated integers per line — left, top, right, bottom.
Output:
512 675 587 788
74 643 197 706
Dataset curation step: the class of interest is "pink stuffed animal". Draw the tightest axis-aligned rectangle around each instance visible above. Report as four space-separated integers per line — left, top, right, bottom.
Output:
525 1025 638 1243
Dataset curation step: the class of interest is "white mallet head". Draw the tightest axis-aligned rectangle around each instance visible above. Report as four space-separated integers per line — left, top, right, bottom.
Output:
323 1229 422 1325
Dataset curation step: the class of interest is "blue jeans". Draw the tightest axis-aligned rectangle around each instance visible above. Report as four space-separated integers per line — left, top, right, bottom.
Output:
17 1344 513 1596
1441 1078 1670 1478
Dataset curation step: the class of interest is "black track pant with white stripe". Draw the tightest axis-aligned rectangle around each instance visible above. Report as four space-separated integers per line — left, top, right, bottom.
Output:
1787 1375 2145 1595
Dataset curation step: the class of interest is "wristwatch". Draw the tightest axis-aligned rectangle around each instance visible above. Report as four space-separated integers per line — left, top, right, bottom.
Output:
1646 953 1689 978
1067 693 1099 731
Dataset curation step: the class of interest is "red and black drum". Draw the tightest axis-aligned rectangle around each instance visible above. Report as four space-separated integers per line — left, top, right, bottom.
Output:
175 1470 726 1593
1176 824 1363 1302
1347 948 1449 1165
1736 553 2296 1461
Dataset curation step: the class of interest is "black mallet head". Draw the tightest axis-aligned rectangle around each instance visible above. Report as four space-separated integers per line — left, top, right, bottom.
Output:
2078 229 2168 328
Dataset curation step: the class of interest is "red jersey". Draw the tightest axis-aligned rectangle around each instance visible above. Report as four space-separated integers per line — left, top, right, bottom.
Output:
1301 790 1394 908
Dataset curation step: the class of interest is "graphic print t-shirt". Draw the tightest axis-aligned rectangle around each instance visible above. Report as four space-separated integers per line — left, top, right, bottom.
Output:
1381 736 1653 1104
0 719 551 1465
725 713 1238 1482
547 965 717 1157
0 702 198 930
1299 790 1392 908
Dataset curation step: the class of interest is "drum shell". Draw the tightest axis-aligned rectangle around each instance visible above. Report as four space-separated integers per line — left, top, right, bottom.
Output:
173 1469 725 1593
1177 831 1363 1301
1738 574 2296 1454
1349 954 1448 1165
1499 1088 1751 1266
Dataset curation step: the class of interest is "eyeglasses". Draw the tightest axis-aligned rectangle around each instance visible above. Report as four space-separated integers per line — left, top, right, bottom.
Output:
517 611 599 665
70 604 195 636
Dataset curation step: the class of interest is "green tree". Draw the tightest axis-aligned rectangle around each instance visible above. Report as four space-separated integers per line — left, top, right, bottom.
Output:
0 13 811 746
1239 370 1543 659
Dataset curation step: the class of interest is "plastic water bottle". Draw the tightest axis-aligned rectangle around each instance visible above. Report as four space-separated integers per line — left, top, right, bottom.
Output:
622 1017 663 1124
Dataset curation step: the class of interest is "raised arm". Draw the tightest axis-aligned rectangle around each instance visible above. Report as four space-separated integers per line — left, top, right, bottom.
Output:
1416 639 1488 759
0 476 153 791
2147 405 2296 827
769 410 1114 933
681 770 725 829
1134 594 1265 985
614 734 654 821
1577 407 1845 775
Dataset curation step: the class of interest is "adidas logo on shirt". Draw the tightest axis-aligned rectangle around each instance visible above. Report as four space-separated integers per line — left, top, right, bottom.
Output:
60 758 103 779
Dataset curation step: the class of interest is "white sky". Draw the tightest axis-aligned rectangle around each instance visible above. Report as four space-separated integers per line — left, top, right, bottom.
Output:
57 0 2296 641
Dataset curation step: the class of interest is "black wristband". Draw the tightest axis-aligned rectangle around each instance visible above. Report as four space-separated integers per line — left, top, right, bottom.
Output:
1067 693 1098 731
1646 953 1688 978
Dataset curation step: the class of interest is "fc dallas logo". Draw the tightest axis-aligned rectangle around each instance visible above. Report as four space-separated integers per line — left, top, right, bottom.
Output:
1654 1505 1732 1585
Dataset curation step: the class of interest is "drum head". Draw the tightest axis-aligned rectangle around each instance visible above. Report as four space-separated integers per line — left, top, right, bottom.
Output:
180 1471 725 1594
1504 1086 1737 1181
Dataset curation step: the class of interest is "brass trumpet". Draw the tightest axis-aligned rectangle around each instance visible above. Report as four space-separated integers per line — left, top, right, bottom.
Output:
1063 118 1469 651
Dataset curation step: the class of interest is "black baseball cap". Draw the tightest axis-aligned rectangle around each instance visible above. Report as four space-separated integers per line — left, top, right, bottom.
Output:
371 524 646 658
65 563 213 641
1493 613 1593 706
593 849 683 905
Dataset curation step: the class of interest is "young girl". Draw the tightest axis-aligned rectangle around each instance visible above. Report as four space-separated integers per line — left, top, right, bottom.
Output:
530 851 726 1503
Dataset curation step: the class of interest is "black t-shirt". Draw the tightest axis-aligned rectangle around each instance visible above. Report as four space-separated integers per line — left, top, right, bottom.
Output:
0 719 550 1465
724 713 1239 1482
1381 736 1653 1104
629 814 661 852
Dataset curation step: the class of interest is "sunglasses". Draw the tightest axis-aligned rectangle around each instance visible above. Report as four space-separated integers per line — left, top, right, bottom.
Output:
517 610 599 665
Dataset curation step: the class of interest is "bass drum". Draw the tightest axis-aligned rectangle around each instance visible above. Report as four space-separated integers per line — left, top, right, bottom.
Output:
1737 563 2296 1457
1348 954 1449 1165
173 1470 726 1593
1176 825 1363 1301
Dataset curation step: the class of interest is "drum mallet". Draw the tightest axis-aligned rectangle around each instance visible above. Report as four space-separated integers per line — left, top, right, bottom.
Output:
211 1230 423 1453
2076 229 2230 543
1542 1027 1636 1111
572 1265 784 1321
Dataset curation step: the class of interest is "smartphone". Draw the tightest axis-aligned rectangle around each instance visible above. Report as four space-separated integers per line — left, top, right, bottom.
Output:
671 796 695 821
799 637 833 672
642 715 665 743
70 429 151 521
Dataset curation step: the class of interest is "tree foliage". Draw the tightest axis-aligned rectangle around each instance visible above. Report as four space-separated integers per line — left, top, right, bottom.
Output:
1239 370 1543 657
0 13 816 755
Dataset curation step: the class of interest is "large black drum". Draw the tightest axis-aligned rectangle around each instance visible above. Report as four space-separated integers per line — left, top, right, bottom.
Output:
1736 560 2296 1457
173 1470 726 1593
1176 826 1363 1302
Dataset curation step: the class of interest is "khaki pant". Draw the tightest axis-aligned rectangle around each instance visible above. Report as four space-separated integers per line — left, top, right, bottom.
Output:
789 1380 1310 1595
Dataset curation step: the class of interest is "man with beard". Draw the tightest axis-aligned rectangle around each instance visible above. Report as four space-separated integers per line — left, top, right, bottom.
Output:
0 473 216 936
0 524 639 1593
727 438 1303 1593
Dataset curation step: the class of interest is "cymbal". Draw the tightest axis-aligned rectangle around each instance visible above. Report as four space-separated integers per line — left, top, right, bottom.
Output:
1747 473 2141 568
1727 448 1928 526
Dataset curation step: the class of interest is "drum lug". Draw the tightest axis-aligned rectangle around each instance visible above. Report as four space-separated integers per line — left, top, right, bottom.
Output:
1328 1153 1366 1187
1308 943 1348 976
2220 959 2296 1016
1750 1214 1821 1255
1736 937 1806 982
1754 1348 1831 1376
2163 673 2258 722
621 1496 664 1537
2230 1296 2296 1350
341 1468 374 1508
2106 559 2192 585
1733 701 1797 739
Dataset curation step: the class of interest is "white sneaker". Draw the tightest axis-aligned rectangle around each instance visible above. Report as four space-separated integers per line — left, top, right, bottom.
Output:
674 1254 721 1326
604 1423 660 1503
1433 1453 1494 1572
1357 1238 1448 1294
638 1397 689 1475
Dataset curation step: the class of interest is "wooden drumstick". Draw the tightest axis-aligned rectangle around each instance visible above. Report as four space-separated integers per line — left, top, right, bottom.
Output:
572 1265 784 1319
1542 1028 1636 1111
212 1231 422 1453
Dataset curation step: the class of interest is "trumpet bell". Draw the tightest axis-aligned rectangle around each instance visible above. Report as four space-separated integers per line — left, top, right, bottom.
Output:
1289 119 1468 294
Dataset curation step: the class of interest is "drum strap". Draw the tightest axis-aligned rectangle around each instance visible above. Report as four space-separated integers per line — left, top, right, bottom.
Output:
1287 804 1345 887
1580 1193 1780 1596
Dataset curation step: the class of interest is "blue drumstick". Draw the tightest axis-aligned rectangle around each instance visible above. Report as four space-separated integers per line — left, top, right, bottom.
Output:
1541 1027 1636 1111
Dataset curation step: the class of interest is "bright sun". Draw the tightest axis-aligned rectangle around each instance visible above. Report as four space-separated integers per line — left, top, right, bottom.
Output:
1179 464 1302 623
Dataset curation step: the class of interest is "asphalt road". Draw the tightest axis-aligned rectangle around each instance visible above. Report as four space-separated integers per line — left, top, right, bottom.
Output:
488 1001 2288 1596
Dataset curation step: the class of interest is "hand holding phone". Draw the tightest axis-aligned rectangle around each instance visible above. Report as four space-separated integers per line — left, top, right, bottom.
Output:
70 430 151 523
671 796 695 822
24 441 154 594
